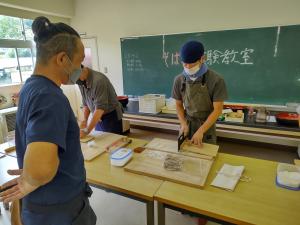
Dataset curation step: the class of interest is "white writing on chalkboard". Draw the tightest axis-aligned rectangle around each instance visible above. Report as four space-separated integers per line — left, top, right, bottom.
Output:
125 53 144 72
206 48 254 65
161 48 254 68
162 51 180 67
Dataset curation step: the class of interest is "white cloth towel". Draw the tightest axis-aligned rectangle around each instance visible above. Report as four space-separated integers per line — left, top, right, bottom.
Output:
211 163 245 191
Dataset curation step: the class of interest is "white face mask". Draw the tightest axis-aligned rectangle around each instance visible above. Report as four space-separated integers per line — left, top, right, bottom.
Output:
184 64 200 76
64 56 82 85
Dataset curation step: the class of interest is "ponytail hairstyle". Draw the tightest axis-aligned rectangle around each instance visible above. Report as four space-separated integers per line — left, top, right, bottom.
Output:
32 16 80 64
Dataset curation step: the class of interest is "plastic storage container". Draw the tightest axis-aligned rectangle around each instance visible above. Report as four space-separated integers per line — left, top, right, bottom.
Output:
127 97 139 112
110 148 133 167
138 94 165 114
165 98 176 110
276 163 300 190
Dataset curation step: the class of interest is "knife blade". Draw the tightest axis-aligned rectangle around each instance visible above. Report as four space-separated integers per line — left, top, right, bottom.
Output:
177 133 186 152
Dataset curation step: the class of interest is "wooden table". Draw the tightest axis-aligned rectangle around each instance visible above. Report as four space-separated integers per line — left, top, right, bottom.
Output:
84 138 163 225
0 138 163 225
155 153 300 225
0 155 19 214
2 138 299 225
0 154 18 183
0 141 17 157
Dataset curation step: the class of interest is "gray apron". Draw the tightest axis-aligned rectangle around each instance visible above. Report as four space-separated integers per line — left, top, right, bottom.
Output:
116 101 124 121
182 73 217 144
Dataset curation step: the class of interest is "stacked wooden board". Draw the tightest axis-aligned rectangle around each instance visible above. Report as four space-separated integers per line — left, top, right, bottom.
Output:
125 138 219 188
81 132 128 161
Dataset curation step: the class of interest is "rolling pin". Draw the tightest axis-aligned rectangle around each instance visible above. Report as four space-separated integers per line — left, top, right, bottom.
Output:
5 145 16 153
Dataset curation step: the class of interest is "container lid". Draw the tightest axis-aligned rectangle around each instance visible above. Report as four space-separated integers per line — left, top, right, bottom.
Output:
276 112 299 121
276 163 300 190
117 96 128 100
276 176 300 191
110 148 132 160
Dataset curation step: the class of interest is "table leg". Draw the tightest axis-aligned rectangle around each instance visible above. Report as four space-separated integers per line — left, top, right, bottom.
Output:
146 200 154 225
157 202 165 225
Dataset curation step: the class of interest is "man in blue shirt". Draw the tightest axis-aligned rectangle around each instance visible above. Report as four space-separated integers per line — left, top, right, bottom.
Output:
0 17 96 225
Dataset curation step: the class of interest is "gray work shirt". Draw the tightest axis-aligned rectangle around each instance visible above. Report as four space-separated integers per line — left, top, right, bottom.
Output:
171 69 228 102
78 69 122 119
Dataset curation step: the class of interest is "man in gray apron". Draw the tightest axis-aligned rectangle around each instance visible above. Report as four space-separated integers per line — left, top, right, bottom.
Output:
77 65 123 138
172 41 228 145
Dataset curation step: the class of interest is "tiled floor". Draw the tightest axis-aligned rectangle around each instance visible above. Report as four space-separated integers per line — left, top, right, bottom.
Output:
0 128 298 225
89 187 219 225
0 190 218 225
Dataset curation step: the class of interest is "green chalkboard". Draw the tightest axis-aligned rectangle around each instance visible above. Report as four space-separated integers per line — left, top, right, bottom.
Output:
121 25 300 105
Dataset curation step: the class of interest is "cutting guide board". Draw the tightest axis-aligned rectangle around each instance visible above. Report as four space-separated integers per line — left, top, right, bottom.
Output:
80 135 94 143
81 132 126 161
145 138 219 158
181 142 218 157
81 145 106 161
125 149 213 188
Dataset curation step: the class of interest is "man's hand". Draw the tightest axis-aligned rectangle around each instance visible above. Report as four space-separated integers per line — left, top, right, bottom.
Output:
79 120 87 129
80 128 89 138
0 169 39 204
191 129 204 146
180 122 189 137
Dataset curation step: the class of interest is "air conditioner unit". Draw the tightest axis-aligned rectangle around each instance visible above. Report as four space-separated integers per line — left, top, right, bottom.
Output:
0 107 17 144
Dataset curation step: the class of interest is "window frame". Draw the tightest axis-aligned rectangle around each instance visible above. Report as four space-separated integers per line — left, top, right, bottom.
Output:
0 15 35 86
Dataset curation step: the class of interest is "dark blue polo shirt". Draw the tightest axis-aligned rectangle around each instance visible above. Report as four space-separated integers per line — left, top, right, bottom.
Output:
15 75 86 205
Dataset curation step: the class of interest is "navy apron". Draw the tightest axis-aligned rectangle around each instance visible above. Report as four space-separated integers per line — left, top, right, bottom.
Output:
95 103 123 134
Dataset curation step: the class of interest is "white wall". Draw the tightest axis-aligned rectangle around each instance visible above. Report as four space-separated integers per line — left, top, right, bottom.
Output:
71 0 300 95
0 0 74 18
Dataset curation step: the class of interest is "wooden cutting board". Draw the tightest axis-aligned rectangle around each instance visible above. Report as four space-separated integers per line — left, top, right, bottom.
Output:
81 132 127 161
125 149 213 188
145 138 219 158
145 138 177 152
181 141 219 157
81 143 106 161
295 159 300 166
89 132 126 150
80 135 94 143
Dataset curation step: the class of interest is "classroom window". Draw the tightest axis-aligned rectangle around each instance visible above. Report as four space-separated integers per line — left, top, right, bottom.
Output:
17 48 34 82
0 15 34 41
0 48 20 84
0 15 23 40
23 19 34 41
0 15 35 85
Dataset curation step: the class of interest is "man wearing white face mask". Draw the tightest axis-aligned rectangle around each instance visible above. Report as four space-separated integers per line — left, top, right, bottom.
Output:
172 40 228 145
